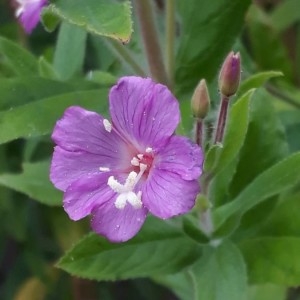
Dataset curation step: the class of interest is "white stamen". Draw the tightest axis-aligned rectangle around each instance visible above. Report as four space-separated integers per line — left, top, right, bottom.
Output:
99 167 110 172
131 157 140 166
127 191 143 209
103 119 112 132
107 167 146 210
124 171 138 189
108 176 126 193
145 147 153 153
114 194 127 210
137 154 143 159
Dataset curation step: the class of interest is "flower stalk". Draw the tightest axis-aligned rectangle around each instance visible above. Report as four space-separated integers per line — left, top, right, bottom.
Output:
134 0 169 85
165 0 176 89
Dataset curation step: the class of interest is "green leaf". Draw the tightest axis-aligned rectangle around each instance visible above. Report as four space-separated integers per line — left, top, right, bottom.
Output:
0 161 61 206
0 36 38 76
212 90 254 175
237 71 283 97
58 218 201 281
53 22 87 80
247 284 286 300
0 89 108 144
159 241 247 300
42 0 132 43
175 0 251 94
208 90 253 208
239 237 300 285
229 88 288 199
259 192 300 238
38 57 59 80
0 77 102 112
214 152 300 229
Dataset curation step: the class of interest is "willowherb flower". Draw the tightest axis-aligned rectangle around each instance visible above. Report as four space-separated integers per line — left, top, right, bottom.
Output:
50 76 203 242
14 0 47 34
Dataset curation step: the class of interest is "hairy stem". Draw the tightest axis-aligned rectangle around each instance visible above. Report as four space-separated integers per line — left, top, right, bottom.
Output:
105 39 146 76
214 95 230 144
195 119 203 147
134 0 169 85
165 0 175 89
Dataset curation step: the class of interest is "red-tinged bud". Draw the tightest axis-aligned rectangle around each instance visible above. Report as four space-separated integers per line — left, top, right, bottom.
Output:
218 51 241 97
191 79 211 119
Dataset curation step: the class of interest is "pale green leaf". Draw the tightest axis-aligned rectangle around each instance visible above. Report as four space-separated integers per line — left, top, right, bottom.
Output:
42 0 132 42
237 71 283 97
53 22 87 80
239 237 300 285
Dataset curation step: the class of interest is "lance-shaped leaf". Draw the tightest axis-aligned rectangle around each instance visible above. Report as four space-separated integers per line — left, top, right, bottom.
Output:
214 152 300 229
0 89 108 144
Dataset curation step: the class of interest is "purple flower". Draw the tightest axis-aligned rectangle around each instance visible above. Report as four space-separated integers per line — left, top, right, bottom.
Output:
50 76 203 242
15 0 47 34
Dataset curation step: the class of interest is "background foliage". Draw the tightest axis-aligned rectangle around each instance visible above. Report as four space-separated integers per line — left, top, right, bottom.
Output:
1 0 300 299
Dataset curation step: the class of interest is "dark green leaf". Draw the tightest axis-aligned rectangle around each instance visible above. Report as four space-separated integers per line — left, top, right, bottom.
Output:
175 0 251 94
42 0 132 43
58 218 201 280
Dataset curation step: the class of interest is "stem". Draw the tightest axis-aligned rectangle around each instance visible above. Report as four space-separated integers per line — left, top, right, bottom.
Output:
199 209 214 237
165 0 175 88
195 119 203 147
214 95 230 144
134 0 169 85
105 39 146 76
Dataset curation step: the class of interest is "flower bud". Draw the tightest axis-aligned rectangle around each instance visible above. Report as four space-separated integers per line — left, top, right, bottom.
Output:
191 79 210 119
218 51 241 97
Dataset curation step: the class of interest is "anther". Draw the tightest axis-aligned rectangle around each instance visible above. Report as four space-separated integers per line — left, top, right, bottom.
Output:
103 119 112 132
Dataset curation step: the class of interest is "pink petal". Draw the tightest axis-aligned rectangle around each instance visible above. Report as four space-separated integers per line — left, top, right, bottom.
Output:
50 147 102 191
19 0 47 33
91 200 148 242
52 106 128 157
142 169 200 219
50 106 132 191
155 136 203 180
109 77 180 150
63 173 115 221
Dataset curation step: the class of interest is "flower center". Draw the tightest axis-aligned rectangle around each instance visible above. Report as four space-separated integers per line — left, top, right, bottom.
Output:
106 148 154 210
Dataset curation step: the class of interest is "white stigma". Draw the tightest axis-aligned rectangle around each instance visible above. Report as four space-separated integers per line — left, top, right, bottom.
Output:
103 119 112 132
107 167 146 210
145 147 153 153
99 167 110 172
137 154 143 159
